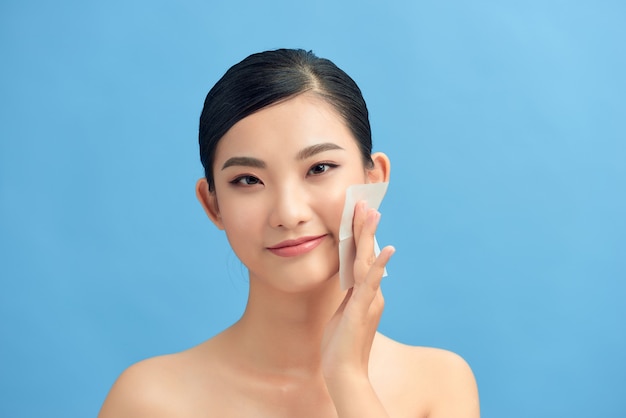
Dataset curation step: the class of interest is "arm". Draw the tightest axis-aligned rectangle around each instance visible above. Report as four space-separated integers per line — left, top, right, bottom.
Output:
322 204 480 418
322 203 394 417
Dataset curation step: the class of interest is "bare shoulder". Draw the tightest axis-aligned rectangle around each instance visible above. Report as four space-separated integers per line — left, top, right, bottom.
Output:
98 352 194 418
411 344 480 417
371 333 480 417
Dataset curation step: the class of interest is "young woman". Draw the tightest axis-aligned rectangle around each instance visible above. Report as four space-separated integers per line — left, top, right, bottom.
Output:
99 49 480 417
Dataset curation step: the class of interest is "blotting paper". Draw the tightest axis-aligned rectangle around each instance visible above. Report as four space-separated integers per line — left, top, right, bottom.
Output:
338 182 389 290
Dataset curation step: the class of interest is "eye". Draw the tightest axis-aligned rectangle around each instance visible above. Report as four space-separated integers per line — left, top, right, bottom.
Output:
307 162 337 176
230 175 262 186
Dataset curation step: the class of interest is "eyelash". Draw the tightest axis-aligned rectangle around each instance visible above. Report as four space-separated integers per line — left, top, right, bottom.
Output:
230 175 261 186
228 162 339 187
307 162 338 176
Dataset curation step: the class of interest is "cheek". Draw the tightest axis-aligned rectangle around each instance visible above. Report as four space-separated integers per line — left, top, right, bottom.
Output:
216 196 263 245
323 169 369 230
222 207 258 234
314 185 352 237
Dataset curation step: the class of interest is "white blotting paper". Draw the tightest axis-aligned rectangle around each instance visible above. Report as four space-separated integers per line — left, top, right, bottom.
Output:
339 182 389 290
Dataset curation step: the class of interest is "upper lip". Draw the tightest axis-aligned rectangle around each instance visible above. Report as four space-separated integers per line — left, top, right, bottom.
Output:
267 235 327 249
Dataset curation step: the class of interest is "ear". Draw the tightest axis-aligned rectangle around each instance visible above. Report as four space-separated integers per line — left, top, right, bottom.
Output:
195 178 225 230
366 152 391 183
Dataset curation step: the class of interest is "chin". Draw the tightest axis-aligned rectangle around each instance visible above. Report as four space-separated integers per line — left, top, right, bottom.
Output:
255 260 341 295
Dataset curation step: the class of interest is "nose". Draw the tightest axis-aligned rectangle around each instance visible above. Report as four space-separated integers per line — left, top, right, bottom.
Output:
269 183 313 229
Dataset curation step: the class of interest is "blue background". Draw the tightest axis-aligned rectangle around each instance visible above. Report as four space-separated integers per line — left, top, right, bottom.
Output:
1 1 624 417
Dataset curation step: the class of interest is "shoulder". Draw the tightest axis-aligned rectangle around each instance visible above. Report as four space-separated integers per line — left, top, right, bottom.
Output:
371 333 480 417
98 353 191 418
412 345 480 416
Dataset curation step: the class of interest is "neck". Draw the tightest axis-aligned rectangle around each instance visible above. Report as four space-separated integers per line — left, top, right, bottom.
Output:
226 273 346 376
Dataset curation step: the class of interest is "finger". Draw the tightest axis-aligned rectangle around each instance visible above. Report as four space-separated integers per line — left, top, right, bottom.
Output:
353 209 380 283
352 245 395 309
364 245 395 292
352 201 368 246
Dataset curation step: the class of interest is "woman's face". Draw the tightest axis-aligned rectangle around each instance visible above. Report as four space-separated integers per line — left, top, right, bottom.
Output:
203 93 381 292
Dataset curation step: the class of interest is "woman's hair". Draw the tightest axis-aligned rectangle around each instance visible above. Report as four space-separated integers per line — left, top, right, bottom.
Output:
199 48 374 191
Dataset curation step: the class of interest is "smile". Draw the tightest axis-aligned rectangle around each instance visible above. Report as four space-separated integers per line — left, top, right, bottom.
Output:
267 235 327 257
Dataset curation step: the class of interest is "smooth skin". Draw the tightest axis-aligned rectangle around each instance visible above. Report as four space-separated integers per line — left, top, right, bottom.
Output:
99 93 480 417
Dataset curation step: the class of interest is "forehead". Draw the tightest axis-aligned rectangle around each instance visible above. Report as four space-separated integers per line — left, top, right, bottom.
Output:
214 93 360 160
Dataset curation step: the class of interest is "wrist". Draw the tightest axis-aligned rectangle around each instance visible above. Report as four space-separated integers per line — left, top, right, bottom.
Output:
325 374 389 418
324 370 370 394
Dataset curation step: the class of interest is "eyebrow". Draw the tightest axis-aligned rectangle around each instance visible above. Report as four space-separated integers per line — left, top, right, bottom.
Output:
296 142 345 160
221 142 344 170
221 156 266 170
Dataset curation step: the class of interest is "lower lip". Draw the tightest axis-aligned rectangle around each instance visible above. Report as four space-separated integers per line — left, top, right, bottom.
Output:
268 236 327 257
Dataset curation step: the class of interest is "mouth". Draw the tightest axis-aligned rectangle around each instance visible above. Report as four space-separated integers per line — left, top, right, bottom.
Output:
267 235 328 257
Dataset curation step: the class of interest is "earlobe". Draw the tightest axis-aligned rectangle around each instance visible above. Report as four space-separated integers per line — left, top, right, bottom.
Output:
367 152 391 183
195 178 225 230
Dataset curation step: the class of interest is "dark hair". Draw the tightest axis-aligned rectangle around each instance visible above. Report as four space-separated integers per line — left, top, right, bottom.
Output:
199 48 374 191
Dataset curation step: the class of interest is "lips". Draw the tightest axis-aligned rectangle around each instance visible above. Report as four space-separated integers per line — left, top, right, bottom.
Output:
267 235 327 257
